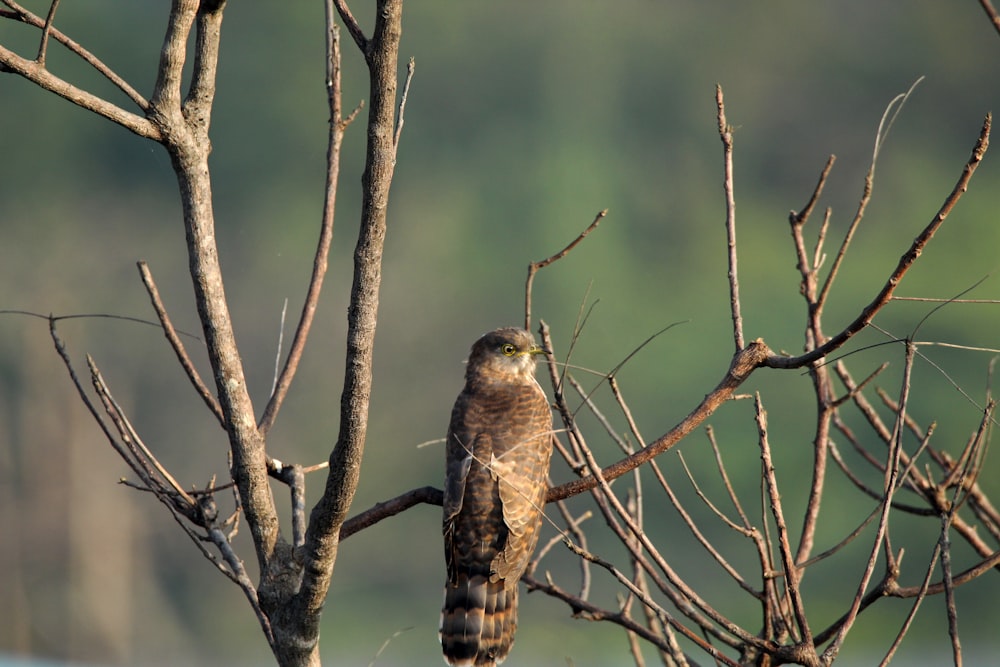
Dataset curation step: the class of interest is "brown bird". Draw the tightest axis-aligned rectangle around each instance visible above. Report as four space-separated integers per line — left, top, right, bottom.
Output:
440 327 554 666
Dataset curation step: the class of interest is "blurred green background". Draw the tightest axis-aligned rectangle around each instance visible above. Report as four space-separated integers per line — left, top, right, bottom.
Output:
2 2 1000 665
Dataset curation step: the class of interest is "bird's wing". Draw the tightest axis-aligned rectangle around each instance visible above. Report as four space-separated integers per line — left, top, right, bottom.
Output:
443 429 477 525
492 384 553 580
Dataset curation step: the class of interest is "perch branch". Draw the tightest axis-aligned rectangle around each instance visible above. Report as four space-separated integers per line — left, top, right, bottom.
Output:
336 106 989 533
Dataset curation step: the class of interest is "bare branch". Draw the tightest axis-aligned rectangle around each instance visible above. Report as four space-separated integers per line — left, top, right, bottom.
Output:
48 318 134 474
295 1 404 637
331 0 368 52
207 525 275 645
940 513 963 666
150 0 195 113
879 546 937 666
570 416 760 650
767 112 991 370
1 0 150 109
0 41 159 139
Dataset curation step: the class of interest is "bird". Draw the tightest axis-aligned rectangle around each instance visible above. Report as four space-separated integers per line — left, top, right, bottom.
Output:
440 327 554 666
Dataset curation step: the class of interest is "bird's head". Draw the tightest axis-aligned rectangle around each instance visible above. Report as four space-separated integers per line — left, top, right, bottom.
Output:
465 327 546 384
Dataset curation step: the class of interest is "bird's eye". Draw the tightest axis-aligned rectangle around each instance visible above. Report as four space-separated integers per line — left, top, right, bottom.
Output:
500 343 517 356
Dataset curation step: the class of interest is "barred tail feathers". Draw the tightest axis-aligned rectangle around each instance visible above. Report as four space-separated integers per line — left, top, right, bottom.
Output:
440 573 517 666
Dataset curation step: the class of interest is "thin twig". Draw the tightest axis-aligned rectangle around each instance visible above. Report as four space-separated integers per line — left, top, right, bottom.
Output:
716 85 744 351
2 0 150 109
676 451 750 535
207 526 275 645
940 513 962 667
393 57 414 149
88 355 197 505
822 342 918 663
523 573 736 666
138 261 224 426
48 318 128 470
978 0 1000 38
331 0 368 51
817 79 922 313
671 451 763 598
879 545 937 667
572 418 760 649
532 506 592 600
259 11 347 434
791 155 836 228
892 296 1000 304
767 112 991 371
705 426 751 529
571 536 739 664
524 210 607 330
755 394 816 656
35 0 58 64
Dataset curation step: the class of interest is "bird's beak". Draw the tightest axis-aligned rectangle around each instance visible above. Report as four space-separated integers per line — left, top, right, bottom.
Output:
528 345 548 356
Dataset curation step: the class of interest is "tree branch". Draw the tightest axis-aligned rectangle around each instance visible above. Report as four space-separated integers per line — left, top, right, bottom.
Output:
289 2 403 659
766 112 990 371
1 0 150 109
340 486 443 540
336 114 992 548
149 0 282 585
184 0 226 122
548 338 772 502
331 0 368 52
259 9 350 434
0 41 159 139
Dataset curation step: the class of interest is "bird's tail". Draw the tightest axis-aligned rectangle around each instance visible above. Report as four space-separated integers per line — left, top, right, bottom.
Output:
440 573 517 666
